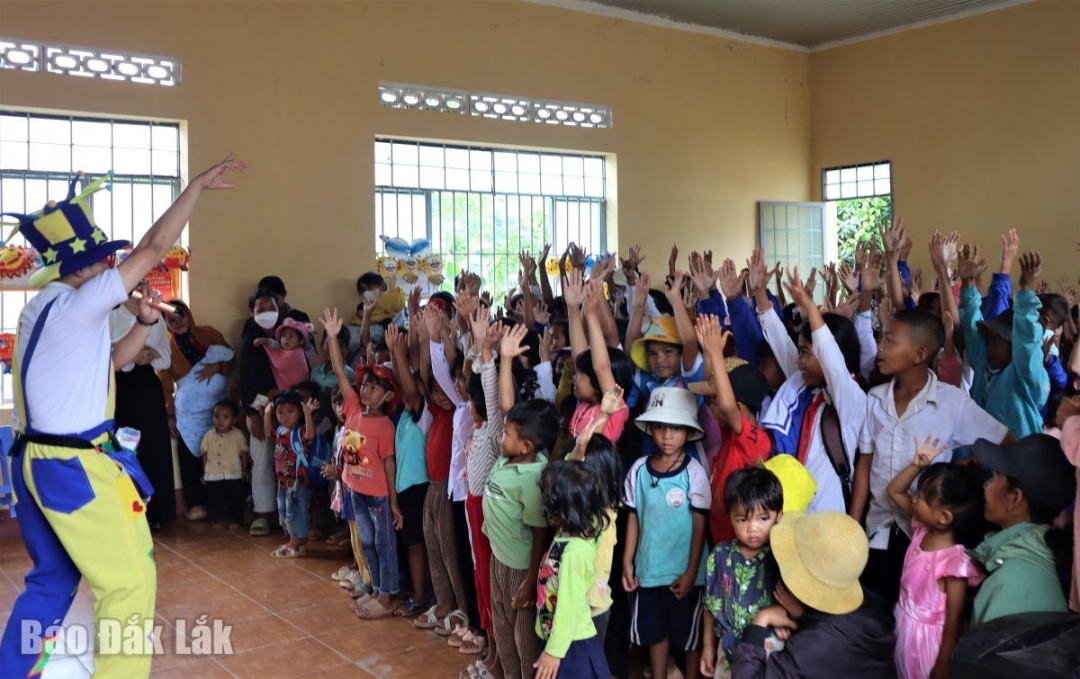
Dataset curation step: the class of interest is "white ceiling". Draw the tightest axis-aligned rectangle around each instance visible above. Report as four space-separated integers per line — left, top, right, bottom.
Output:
530 0 1031 49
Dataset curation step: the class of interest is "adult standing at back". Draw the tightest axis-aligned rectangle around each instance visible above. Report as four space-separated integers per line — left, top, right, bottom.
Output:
0 156 246 678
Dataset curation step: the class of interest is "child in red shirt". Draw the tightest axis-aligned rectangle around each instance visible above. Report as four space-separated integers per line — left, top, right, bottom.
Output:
693 315 773 545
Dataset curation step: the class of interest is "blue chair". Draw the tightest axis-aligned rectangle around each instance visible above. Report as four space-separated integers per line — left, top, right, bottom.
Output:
0 425 15 517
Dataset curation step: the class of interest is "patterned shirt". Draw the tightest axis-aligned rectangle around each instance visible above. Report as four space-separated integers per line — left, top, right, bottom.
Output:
272 428 309 489
704 541 779 663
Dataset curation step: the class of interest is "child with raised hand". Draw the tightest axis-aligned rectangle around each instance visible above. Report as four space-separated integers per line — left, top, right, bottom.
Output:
624 387 711 679
852 305 1008 607
755 263 867 514
693 315 772 545
384 323 431 618
954 233 1050 438
264 390 317 558
886 437 986 679
565 273 634 442
320 308 402 620
534 460 613 679
701 467 783 679
483 396 559 679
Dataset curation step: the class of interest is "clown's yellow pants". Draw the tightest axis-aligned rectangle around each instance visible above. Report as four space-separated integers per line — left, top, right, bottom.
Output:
0 442 157 678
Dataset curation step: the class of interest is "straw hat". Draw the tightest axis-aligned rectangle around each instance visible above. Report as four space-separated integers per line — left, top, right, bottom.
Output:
770 511 867 615
634 387 704 441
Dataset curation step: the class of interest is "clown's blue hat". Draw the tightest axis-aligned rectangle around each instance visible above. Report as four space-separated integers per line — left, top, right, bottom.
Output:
0 172 130 287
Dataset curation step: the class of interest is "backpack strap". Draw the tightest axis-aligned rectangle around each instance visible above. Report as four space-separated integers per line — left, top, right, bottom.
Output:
820 404 853 512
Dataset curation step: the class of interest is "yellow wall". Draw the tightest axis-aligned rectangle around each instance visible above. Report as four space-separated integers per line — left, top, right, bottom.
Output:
810 0 1080 283
0 0 811 337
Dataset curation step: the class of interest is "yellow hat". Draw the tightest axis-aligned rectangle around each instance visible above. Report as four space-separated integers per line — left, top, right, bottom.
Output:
762 455 817 513
630 315 682 370
770 511 867 615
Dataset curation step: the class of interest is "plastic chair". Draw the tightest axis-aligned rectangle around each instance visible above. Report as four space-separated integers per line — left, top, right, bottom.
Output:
0 425 15 517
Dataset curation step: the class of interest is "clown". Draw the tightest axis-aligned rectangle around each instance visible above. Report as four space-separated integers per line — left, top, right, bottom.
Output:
0 156 245 678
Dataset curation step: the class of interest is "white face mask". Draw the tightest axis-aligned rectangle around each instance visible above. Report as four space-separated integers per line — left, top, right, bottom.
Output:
253 311 278 330
363 290 379 303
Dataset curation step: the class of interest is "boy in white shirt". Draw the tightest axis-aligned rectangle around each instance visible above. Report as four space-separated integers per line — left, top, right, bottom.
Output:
852 308 1009 606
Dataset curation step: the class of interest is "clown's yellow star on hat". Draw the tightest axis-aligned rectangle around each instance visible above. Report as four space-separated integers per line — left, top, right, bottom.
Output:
0 172 130 287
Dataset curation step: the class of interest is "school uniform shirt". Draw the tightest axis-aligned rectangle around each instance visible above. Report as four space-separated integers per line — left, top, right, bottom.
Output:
482 454 549 570
859 372 1008 543
12 269 128 436
108 306 172 372
536 536 599 658
709 413 774 545
199 428 249 481
759 310 867 514
624 454 711 588
339 390 396 496
430 339 471 501
395 401 432 493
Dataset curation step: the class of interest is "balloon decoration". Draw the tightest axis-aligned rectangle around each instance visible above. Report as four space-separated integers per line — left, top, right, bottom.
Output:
0 245 41 288
0 333 14 374
377 236 444 296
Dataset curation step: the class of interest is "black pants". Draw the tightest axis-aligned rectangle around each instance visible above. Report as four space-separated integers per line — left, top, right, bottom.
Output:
206 479 245 524
452 498 479 628
175 434 207 512
860 525 911 609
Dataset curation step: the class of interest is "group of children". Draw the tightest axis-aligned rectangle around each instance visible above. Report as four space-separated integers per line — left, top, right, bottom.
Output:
178 226 1079 679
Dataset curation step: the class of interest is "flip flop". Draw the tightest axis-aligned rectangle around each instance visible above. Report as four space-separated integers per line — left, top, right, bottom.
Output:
270 544 302 558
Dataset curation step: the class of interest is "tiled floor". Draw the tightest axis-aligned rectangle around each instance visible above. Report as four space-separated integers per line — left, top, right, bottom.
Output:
0 517 494 678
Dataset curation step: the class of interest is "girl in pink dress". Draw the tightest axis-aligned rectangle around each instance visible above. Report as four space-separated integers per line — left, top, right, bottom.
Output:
886 436 988 679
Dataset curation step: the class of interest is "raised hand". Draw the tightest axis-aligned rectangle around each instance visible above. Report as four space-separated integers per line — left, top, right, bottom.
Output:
694 314 728 358
320 307 343 336
666 271 690 303
500 322 530 359
783 267 815 312
484 320 506 353
194 153 247 191
600 385 626 416
899 229 914 262
688 250 718 297
563 266 585 307
568 242 587 270
912 435 949 468
1018 251 1042 291
455 294 479 323
469 306 489 347
910 268 923 300
407 286 422 319
880 217 905 263
534 300 552 325
632 271 652 309
839 262 858 294
943 231 960 266
746 248 770 295
999 228 1021 274
424 304 447 341
519 250 538 282
861 245 884 292
1057 277 1077 306
303 398 319 417
668 243 679 276
717 258 742 300
583 279 604 316
804 267 818 300
539 325 554 362
385 323 404 354
956 243 988 282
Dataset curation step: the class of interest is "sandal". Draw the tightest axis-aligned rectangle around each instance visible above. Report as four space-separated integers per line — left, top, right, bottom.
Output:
413 605 439 630
460 660 496 679
270 544 303 558
356 597 394 619
393 597 425 617
249 518 270 536
447 626 471 648
434 609 468 637
458 631 487 655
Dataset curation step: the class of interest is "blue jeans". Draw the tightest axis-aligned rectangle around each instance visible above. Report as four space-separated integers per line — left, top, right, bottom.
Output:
276 485 312 541
350 491 399 595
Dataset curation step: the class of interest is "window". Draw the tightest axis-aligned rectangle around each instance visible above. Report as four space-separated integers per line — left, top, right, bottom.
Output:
375 138 607 298
0 110 182 405
0 36 181 86
822 161 893 267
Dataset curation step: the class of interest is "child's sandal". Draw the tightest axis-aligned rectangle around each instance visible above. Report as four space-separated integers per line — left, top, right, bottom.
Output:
447 626 470 647
434 609 468 637
413 605 440 629
393 597 425 617
270 544 302 558
458 632 487 655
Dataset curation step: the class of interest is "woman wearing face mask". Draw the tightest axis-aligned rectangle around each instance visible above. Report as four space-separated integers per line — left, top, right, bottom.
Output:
240 287 283 536
159 300 234 522
109 281 176 531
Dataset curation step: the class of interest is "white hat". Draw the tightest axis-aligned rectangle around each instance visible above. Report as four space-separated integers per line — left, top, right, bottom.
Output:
634 387 704 441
